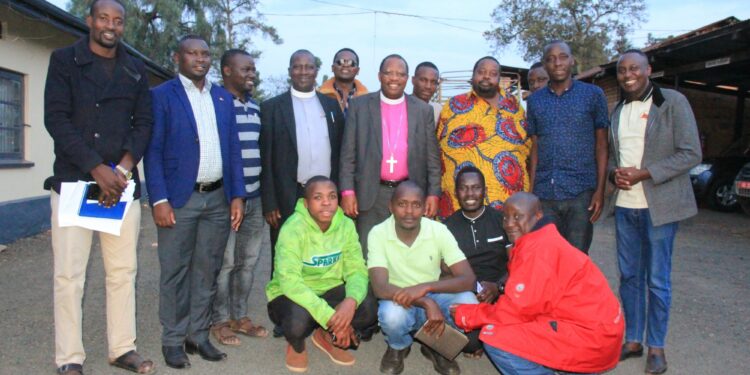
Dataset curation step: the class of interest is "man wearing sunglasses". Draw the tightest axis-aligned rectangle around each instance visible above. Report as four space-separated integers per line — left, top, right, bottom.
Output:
319 48 369 115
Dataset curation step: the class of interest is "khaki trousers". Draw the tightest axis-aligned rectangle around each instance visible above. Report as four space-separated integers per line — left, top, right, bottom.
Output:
50 192 140 367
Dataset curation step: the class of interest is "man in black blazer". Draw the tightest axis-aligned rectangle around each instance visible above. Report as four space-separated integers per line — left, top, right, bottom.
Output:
339 54 441 257
260 49 345 251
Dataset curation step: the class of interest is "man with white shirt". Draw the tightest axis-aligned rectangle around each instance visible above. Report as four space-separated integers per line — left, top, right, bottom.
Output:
259 49 345 256
144 35 246 369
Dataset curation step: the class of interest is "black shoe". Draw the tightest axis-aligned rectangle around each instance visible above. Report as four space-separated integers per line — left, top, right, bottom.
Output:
646 352 668 374
185 339 227 361
57 363 83 375
380 346 411 374
273 324 284 338
162 345 191 369
620 343 644 361
420 345 460 375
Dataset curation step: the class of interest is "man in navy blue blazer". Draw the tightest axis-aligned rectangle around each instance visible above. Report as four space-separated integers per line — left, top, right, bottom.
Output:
144 35 245 369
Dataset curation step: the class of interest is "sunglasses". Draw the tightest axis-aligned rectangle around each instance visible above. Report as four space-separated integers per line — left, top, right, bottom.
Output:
335 59 358 68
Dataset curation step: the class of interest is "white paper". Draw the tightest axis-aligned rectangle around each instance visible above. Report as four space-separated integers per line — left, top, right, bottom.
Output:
476 281 484 294
57 180 135 236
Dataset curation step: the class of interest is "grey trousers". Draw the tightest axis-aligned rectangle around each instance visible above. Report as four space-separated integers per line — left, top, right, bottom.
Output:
158 188 230 345
356 184 395 258
213 196 265 324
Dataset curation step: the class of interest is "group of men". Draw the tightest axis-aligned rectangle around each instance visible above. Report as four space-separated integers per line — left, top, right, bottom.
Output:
43 0 702 375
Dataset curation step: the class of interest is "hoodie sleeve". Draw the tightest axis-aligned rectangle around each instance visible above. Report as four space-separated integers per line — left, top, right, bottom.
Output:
341 219 369 306
276 224 336 328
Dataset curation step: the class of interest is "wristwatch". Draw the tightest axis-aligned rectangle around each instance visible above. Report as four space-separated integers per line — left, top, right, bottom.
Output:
116 164 133 180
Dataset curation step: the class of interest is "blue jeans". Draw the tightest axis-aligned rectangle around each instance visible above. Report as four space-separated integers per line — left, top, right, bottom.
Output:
484 345 598 375
213 197 266 323
615 207 678 348
378 291 477 350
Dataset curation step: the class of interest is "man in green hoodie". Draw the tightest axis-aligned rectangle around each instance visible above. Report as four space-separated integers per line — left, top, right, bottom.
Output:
266 176 377 373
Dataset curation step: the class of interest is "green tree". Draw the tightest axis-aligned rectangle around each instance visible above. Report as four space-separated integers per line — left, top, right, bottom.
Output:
484 0 646 72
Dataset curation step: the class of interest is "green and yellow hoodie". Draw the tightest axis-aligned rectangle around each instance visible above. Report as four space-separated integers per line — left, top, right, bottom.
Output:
265 199 369 328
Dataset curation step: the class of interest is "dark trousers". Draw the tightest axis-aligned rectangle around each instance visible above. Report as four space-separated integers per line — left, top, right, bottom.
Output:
267 284 378 353
540 189 594 253
269 183 305 274
157 188 230 345
356 184 396 258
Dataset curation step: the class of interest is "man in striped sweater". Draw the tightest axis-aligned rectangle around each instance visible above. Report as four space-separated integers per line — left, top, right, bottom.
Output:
211 49 269 346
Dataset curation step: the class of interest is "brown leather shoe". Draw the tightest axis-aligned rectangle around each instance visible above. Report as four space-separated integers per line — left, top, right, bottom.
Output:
286 344 308 373
380 346 411 374
311 328 355 365
646 352 668 374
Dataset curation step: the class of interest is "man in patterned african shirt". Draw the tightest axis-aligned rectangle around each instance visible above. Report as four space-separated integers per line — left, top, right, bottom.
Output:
437 56 531 219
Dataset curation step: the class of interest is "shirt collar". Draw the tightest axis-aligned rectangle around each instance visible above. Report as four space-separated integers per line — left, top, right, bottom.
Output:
179 73 211 93
624 82 654 104
385 215 432 245
546 79 575 95
461 206 486 222
380 91 405 105
291 86 316 98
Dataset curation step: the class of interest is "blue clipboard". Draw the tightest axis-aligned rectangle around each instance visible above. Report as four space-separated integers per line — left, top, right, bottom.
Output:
78 185 127 219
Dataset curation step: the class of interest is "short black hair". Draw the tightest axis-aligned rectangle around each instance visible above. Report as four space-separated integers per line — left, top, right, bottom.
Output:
178 34 209 49
621 49 648 59
455 166 486 189
379 54 409 74
390 180 424 203
529 61 544 70
472 56 501 74
542 40 571 58
334 48 359 64
304 176 336 199
221 49 251 70
415 61 439 76
89 0 125 17
290 49 316 67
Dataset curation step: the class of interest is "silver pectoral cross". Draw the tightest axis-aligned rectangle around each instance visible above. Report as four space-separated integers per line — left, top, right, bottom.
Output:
386 154 397 174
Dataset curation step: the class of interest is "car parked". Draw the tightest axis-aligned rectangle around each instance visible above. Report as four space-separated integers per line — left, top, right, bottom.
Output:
734 162 750 215
689 146 750 212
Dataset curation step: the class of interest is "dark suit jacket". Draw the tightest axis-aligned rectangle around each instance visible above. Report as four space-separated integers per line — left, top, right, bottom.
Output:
43 37 152 197
339 92 441 211
144 78 245 208
259 91 345 219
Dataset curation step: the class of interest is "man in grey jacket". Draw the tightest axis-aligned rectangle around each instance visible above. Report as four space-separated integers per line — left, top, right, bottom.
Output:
608 49 701 375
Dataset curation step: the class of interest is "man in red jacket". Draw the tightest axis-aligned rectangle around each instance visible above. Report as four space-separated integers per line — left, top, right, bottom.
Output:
452 192 624 375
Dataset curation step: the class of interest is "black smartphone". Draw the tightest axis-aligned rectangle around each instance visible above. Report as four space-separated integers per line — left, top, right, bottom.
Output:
85 183 102 200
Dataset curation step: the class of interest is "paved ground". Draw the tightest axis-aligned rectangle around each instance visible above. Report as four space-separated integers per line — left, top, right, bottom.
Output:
1 205 748 375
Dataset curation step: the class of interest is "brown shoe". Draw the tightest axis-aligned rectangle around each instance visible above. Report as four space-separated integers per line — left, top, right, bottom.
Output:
211 321 241 346
109 350 156 374
286 344 308 373
311 328 355 366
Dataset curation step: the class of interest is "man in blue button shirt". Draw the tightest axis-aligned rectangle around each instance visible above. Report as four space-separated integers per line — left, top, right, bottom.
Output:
527 40 609 254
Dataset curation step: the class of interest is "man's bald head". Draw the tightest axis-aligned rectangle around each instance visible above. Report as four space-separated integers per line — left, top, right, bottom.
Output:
391 181 425 203
503 192 544 242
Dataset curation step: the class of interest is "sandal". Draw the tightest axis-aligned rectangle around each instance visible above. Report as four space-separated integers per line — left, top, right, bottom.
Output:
463 348 484 359
211 321 241 346
109 350 156 374
231 317 269 337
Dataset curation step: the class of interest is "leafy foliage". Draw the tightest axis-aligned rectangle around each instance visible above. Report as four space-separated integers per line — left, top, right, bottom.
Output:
484 0 646 71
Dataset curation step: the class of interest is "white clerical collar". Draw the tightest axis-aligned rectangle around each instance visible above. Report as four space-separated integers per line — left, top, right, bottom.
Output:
380 91 405 105
291 87 316 98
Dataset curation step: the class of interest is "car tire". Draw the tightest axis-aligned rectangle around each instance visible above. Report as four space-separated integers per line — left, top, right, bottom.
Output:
707 177 739 212
739 198 750 216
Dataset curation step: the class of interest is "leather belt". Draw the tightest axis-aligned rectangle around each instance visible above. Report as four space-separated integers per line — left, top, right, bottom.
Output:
194 179 223 193
380 179 407 188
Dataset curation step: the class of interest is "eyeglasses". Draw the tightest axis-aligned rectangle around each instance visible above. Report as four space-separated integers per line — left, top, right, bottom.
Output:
335 59 358 68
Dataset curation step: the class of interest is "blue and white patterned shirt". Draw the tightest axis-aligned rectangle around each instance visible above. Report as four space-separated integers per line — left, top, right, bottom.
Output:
527 80 609 200
231 92 262 199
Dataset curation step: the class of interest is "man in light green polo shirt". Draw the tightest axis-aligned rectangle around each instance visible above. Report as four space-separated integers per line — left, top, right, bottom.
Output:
368 181 480 375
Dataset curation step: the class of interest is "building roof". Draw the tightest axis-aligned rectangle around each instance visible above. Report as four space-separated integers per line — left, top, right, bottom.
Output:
578 16 750 97
2 0 172 80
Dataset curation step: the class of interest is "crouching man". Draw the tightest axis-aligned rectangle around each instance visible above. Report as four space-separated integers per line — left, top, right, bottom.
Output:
369 181 479 375
265 176 377 372
452 192 624 375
